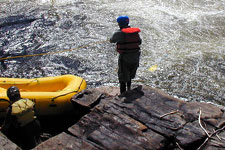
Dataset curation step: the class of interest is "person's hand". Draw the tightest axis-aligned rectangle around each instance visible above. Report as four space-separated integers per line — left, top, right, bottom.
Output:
0 126 2 131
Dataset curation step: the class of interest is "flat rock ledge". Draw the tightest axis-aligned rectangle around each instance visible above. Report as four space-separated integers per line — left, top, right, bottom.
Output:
1 85 225 150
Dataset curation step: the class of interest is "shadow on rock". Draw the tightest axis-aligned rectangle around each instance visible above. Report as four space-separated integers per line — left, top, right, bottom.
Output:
120 85 145 103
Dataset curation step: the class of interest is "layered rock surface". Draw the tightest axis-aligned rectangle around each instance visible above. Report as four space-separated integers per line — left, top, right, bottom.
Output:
0 132 21 150
1 86 225 150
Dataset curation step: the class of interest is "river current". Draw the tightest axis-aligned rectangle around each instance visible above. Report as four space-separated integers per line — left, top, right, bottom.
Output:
0 0 225 107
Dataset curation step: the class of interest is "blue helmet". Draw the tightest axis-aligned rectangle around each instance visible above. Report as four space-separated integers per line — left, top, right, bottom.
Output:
117 16 129 25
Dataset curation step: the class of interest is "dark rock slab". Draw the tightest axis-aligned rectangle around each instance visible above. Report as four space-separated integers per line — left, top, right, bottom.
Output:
68 85 225 150
0 15 36 28
71 88 104 108
33 132 99 150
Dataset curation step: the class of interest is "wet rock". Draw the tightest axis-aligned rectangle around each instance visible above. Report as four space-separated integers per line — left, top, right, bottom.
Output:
0 15 36 28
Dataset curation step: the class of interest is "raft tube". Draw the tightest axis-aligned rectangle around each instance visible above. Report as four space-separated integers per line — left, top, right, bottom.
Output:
0 74 86 118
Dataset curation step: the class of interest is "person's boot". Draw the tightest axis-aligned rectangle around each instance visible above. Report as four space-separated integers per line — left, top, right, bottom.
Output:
127 80 131 91
119 82 126 95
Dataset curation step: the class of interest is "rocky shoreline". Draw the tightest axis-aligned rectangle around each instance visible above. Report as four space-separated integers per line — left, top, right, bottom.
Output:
1 86 225 150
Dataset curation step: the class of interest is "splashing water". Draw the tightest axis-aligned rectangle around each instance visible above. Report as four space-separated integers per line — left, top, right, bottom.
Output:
0 0 225 107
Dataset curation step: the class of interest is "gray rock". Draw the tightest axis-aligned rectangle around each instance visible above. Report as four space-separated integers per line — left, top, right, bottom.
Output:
0 132 21 150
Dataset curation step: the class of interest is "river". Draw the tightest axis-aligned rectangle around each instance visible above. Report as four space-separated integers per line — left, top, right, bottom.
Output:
0 0 225 107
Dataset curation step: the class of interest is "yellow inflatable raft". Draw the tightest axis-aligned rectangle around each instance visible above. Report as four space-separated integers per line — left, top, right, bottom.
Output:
0 74 86 118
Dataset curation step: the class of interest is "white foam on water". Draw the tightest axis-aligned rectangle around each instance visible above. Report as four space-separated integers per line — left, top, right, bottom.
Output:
1 0 225 107
35 0 75 6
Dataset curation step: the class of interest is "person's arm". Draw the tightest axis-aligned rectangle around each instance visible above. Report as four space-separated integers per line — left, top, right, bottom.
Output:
110 30 124 43
110 31 118 43
1 107 12 132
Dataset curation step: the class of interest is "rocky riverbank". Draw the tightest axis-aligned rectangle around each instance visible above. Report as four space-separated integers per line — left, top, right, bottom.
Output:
1 86 225 150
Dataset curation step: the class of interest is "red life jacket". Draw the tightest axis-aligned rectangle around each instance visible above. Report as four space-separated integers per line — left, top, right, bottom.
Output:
117 27 141 53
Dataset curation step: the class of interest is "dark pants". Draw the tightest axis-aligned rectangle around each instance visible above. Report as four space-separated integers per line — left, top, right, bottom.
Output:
120 80 131 94
118 52 140 94
19 119 41 150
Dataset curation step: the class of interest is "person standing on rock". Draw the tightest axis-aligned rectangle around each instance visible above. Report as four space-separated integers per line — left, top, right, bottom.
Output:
0 86 41 150
110 16 142 95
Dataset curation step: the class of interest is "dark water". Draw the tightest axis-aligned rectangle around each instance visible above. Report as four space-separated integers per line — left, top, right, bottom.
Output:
0 0 225 108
